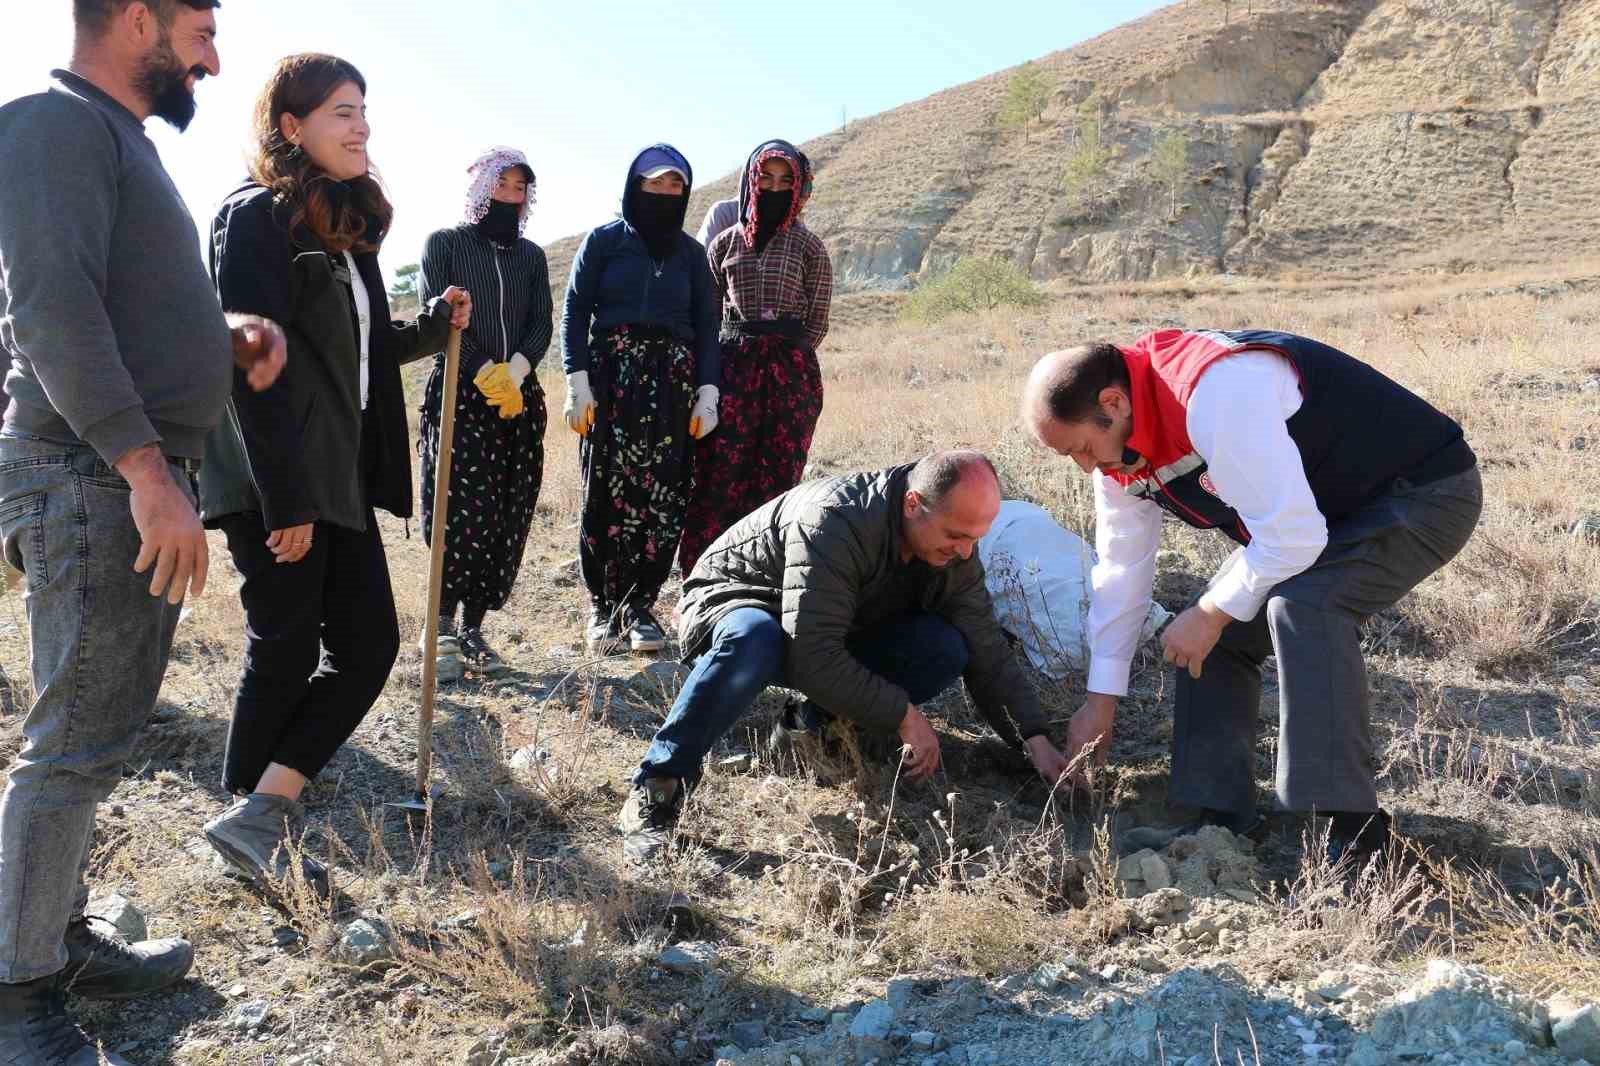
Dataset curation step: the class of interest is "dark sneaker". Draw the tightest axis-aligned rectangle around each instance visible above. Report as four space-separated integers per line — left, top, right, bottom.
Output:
626 608 666 654
203 793 330 899
458 627 509 676
0 973 130 1064
1326 809 1392 866
767 699 827 757
586 607 623 654
619 776 683 863
60 917 192 1001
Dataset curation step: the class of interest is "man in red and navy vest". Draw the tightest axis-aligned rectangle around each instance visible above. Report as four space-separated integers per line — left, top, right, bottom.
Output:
1022 329 1482 862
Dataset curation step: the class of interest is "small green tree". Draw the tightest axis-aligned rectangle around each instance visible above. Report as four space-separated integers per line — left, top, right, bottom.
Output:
1061 91 1115 215
997 63 1054 132
390 262 420 303
1149 130 1191 219
900 258 1045 324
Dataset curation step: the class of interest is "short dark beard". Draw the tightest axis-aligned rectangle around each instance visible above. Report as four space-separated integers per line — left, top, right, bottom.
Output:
134 27 202 131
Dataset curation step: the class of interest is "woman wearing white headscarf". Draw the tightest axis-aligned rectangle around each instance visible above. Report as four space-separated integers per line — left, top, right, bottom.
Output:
418 146 552 675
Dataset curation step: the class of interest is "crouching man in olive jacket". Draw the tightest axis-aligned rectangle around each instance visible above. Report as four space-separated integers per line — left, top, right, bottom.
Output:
619 450 1074 861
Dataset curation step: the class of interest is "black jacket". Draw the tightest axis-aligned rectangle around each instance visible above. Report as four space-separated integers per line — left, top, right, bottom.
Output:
678 465 1051 747
199 183 451 532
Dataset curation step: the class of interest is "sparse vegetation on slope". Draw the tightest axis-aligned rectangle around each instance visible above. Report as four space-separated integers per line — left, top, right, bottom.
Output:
899 258 1045 323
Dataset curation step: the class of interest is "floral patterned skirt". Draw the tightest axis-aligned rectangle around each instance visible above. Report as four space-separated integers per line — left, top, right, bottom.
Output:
419 362 546 615
678 332 823 574
579 325 696 612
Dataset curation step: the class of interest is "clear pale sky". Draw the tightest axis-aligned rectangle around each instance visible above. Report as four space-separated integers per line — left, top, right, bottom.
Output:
0 1 1166 279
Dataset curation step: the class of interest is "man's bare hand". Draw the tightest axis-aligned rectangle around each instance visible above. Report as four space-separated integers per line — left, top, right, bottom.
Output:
117 445 207 603
1025 734 1074 790
1065 693 1118 790
896 704 942 782
226 313 287 392
1161 599 1233 679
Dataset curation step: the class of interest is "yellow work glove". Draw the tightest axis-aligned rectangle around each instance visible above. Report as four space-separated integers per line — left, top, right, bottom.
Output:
473 362 522 418
497 354 531 419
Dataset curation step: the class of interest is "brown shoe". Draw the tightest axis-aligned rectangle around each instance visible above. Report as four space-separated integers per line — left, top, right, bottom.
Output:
619 776 683 863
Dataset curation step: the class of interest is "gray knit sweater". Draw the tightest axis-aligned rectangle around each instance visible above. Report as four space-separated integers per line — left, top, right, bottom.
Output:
0 70 232 463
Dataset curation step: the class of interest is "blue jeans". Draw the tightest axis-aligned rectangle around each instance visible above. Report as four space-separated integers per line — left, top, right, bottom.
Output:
0 433 192 982
635 608 970 788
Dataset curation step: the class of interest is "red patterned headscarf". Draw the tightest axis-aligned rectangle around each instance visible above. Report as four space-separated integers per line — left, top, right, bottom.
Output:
738 140 813 249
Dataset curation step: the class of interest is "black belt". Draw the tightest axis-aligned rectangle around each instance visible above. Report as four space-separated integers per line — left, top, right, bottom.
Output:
719 317 806 344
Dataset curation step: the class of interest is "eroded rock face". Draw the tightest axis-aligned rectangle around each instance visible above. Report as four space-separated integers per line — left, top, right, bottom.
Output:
535 1 1600 301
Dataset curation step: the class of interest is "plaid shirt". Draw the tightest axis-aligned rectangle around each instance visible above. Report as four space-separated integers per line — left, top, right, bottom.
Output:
707 223 833 351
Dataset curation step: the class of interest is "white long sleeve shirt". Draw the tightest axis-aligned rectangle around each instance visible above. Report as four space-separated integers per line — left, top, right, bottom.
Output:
1085 350 1331 697
342 250 372 410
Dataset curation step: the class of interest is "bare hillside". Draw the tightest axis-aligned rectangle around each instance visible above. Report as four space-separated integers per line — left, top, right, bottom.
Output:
545 0 1600 297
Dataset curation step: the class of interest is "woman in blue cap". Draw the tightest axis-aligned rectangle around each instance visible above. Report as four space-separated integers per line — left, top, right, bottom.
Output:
560 144 718 653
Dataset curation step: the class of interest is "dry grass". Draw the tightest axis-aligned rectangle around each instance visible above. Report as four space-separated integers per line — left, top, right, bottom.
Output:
1 267 1598 1062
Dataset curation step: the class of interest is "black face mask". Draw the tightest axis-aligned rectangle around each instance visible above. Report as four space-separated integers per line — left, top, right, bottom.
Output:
476 199 521 245
754 189 794 253
632 189 683 261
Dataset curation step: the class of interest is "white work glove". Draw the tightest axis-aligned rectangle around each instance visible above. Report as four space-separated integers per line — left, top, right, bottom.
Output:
508 353 532 388
564 370 595 436
689 384 720 439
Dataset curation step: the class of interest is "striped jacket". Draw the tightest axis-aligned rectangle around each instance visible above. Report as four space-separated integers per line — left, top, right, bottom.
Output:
419 226 552 382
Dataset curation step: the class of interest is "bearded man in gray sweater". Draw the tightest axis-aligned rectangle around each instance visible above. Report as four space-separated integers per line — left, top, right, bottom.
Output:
0 2 285 1061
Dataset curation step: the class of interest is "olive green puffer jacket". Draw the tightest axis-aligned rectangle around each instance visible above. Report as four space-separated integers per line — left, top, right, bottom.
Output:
677 464 1050 747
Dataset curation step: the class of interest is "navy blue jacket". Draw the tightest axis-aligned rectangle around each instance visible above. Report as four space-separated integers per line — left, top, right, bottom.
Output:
560 144 719 386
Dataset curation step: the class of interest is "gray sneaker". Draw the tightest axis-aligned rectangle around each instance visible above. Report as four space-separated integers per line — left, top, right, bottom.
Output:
626 608 666 654
618 776 683 863
586 606 623 655
421 628 464 683
203 793 330 898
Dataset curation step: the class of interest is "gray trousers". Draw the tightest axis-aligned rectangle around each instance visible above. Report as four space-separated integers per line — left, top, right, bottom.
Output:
1169 466 1483 819
0 433 188 982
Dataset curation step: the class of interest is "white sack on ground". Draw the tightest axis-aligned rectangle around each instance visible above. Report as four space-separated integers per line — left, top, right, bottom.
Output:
978 500 1173 681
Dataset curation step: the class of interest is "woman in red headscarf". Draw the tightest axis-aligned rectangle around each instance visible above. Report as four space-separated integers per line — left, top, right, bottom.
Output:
678 140 832 574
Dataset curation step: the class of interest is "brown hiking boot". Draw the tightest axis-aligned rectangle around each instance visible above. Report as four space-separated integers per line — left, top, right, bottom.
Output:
619 776 682 863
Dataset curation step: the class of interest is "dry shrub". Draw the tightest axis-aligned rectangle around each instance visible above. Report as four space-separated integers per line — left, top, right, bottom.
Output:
1264 825 1440 969
521 1023 675 1066
881 879 1050 974
768 790 922 942
395 853 606 1017
1407 520 1600 676
1429 844 1600 1000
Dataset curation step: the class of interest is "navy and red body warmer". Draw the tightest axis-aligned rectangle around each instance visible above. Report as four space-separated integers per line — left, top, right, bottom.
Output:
1106 329 1474 545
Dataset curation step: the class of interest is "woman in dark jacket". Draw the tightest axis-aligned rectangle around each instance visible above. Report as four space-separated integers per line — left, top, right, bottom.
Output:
418 146 552 677
197 53 470 892
560 144 718 654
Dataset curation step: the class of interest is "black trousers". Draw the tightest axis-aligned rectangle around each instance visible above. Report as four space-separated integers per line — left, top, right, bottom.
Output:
216 506 399 794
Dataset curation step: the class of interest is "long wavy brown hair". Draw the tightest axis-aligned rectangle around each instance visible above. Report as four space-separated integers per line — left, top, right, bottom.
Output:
248 53 393 254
